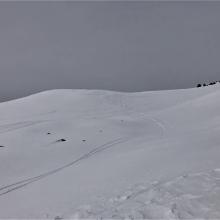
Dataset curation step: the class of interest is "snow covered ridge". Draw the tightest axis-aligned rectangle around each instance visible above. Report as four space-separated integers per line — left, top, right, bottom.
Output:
0 85 220 218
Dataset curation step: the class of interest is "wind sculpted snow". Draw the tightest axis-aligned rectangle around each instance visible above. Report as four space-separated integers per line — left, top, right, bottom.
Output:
0 86 220 218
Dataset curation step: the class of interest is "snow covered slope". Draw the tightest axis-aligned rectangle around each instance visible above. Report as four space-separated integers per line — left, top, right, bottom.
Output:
0 86 220 218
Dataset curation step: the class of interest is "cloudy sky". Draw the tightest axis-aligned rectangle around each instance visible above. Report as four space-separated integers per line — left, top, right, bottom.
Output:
0 1 220 102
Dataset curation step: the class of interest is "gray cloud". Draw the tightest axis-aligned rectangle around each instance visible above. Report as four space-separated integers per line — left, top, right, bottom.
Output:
0 1 220 102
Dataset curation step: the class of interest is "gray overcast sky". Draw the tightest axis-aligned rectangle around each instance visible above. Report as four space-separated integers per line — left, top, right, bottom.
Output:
0 1 220 102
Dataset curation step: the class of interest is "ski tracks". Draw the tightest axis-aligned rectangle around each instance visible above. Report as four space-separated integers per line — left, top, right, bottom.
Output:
0 137 130 197
0 120 50 134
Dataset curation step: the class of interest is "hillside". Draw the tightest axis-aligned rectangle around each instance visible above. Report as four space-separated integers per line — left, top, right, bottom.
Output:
0 86 220 218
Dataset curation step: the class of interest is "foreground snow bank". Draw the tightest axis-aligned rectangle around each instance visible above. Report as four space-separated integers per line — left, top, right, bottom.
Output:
72 169 220 219
0 86 220 218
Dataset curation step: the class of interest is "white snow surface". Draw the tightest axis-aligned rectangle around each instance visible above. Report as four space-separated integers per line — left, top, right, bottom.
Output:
1 86 220 219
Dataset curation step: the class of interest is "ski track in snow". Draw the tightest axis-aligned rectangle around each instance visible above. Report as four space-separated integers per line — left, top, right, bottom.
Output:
0 120 50 134
0 112 165 197
1 88 220 218
0 137 130 196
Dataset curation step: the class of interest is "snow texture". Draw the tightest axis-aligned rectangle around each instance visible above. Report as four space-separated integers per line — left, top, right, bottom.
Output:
0 86 220 219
